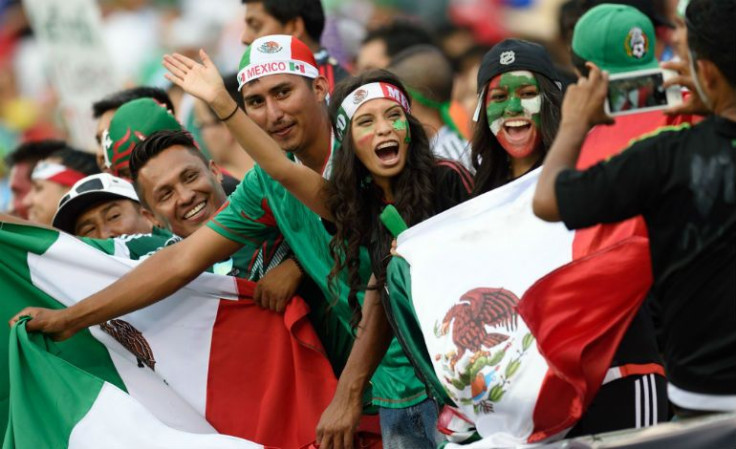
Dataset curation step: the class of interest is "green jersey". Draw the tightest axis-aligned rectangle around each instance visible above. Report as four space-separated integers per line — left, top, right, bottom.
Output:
208 164 427 409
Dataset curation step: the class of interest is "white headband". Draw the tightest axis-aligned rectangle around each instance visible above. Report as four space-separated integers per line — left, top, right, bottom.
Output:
334 82 411 141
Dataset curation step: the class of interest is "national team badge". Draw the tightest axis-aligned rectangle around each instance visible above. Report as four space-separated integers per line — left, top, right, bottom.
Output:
624 27 648 59
500 51 515 65
352 88 368 104
258 41 283 54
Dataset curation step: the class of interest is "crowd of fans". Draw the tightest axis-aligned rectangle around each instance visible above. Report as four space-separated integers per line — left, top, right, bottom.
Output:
1 0 734 447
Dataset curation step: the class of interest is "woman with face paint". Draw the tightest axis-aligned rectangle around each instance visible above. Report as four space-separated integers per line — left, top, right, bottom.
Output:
470 39 564 195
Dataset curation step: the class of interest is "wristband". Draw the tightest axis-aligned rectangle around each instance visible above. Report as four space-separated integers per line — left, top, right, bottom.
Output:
217 103 239 122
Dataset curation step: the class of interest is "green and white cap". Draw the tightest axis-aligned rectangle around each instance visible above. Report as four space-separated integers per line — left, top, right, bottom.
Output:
572 4 659 74
237 35 319 91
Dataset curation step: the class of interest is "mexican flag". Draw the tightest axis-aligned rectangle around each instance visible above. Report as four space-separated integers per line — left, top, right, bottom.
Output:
0 223 338 448
387 168 653 447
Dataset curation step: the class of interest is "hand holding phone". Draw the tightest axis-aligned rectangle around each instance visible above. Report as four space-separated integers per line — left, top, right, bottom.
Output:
604 69 683 116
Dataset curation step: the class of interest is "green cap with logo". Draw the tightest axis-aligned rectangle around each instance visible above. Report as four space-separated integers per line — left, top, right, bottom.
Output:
104 98 183 177
572 4 659 74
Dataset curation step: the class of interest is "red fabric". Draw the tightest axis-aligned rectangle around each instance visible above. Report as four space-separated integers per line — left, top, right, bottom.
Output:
518 237 653 442
206 279 339 449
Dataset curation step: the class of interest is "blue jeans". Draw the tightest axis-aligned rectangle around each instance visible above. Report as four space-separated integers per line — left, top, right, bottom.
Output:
379 398 441 449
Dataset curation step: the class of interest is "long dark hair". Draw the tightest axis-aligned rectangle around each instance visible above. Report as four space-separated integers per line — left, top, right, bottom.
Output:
471 74 562 195
325 70 435 326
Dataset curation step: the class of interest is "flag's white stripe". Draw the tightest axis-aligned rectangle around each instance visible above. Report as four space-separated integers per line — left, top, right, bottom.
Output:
635 379 642 428
28 231 241 429
397 168 573 445
69 383 263 449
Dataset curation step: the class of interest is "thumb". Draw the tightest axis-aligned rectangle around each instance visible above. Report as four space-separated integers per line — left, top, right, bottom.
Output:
199 49 213 67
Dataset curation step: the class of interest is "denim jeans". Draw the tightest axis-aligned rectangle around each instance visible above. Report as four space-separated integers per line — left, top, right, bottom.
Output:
379 398 442 449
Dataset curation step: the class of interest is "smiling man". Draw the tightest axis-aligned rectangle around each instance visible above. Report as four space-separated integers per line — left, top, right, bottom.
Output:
52 173 153 239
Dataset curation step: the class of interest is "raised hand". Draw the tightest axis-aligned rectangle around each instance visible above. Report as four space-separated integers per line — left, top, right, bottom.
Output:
163 50 227 106
661 58 710 117
562 62 614 130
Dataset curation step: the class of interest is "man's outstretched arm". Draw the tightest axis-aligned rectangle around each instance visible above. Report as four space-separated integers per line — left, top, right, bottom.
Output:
9 225 242 340
533 63 613 222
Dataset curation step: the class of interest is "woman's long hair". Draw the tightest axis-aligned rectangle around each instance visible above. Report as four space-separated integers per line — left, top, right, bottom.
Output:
325 70 435 327
471 74 562 195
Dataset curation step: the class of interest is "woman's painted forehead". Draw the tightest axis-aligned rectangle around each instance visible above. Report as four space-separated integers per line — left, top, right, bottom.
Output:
488 70 538 89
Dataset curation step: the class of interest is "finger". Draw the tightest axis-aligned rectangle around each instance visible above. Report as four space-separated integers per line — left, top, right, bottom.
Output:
171 52 196 69
660 59 687 71
199 48 213 67
253 283 263 305
342 428 354 449
162 59 187 80
163 54 192 74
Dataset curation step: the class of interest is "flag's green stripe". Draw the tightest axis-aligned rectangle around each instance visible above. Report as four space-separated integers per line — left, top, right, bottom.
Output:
0 224 126 439
3 320 105 448
386 258 454 406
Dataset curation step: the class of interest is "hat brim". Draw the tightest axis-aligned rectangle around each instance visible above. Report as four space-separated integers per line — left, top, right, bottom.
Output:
598 58 660 75
52 192 138 235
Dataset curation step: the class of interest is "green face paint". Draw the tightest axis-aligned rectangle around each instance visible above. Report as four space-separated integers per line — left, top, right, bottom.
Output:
485 70 541 137
393 119 411 144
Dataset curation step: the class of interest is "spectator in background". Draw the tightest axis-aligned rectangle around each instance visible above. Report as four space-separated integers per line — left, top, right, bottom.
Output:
4 139 62 218
52 173 153 239
355 20 435 73
91 86 175 172
23 146 99 225
452 44 491 133
581 0 675 61
193 73 254 180
389 45 473 170
240 0 349 91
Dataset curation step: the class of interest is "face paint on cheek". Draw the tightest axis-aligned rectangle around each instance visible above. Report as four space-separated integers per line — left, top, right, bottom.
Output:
355 125 375 148
486 102 506 136
521 96 542 128
393 119 410 144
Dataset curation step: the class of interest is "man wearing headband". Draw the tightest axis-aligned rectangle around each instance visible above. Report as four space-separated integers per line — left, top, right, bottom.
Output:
389 45 473 171
23 147 100 226
534 0 736 417
4 140 64 219
239 0 348 91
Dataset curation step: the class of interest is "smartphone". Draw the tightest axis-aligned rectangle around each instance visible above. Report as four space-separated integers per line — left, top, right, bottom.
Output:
605 69 683 116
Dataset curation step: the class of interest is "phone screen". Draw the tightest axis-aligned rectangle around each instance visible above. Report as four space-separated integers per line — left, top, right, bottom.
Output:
607 72 668 114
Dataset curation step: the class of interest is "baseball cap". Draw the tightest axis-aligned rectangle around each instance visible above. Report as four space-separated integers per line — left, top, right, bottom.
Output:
53 173 140 234
237 35 319 91
573 4 659 74
104 98 183 176
587 0 674 28
477 39 562 94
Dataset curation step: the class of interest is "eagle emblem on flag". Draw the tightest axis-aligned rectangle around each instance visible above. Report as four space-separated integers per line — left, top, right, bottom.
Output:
434 288 535 414
101 319 156 371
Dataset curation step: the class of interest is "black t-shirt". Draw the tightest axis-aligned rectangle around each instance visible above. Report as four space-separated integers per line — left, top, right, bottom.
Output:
556 115 736 395
315 48 350 93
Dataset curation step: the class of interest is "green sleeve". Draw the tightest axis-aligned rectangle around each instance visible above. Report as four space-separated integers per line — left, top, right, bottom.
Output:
207 169 280 247
80 228 179 260
385 257 455 407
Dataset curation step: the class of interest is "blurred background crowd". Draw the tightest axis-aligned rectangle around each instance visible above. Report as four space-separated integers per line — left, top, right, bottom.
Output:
0 0 681 214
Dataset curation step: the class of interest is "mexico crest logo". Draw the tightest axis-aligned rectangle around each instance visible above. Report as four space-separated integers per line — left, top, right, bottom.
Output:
352 88 368 104
624 27 648 59
101 319 156 371
258 41 283 54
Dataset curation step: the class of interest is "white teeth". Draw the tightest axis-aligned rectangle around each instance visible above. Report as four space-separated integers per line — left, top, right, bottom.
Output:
184 202 205 219
376 141 398 150
505 120 529 128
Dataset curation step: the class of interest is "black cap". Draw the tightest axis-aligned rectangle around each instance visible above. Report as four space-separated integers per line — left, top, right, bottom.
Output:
586 0 674 28
477 39 562 94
